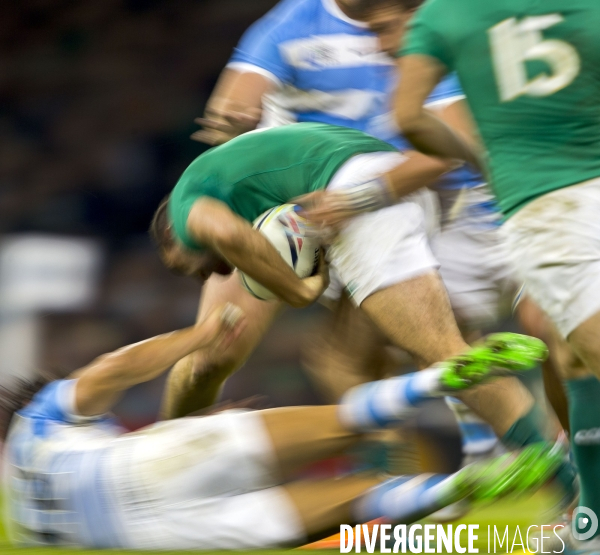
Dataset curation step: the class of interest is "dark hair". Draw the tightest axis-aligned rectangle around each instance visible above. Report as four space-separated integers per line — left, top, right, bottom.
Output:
0 374 54 441
345 0 425 17
149 195 175 252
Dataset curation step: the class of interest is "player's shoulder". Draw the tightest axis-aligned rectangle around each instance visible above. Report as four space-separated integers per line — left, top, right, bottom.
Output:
18 379 78 425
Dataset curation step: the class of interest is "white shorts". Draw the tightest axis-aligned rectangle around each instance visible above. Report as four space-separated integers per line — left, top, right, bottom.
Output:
502 178 600 337
432 187 517 329
324 152 440 306
107 411 305 550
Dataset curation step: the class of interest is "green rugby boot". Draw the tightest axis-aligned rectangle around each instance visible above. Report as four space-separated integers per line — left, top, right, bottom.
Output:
439 333 549 392
432 442 565 519
470 441 565 502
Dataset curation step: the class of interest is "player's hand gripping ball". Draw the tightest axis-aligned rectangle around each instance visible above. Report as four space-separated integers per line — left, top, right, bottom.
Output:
239 204 320 300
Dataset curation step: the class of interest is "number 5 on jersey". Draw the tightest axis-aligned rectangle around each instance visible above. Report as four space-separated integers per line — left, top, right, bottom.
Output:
489 14 581 102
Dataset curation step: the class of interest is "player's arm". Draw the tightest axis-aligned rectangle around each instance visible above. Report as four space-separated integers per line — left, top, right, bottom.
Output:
191 68 275 145
72 305 245 417
191 7 288 145
395 55 484 169
187 198 328 308
300 151 453 228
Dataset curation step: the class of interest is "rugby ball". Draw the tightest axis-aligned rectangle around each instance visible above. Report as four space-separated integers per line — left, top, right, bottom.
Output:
240 204 320 301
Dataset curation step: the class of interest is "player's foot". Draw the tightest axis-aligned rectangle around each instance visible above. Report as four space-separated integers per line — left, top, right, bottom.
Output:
439 441 565 509
431 443 507 522
439 333 549 392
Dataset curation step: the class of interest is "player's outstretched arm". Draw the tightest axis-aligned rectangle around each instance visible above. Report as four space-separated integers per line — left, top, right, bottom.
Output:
191 69 273 145
395 55 483 169
187 198 328 308
71 304 245 417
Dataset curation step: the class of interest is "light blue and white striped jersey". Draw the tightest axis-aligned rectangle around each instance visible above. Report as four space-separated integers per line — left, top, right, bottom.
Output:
3 380 125 548
228 0 483 192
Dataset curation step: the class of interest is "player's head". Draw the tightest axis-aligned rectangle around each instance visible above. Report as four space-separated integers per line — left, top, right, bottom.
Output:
0 375 54 441
345 0 425 56
150 197 232 281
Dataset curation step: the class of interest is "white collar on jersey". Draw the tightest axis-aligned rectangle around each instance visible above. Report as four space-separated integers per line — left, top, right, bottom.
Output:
322 0 369 28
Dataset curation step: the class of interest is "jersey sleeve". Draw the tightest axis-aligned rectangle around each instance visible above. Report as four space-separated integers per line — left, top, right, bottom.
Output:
27 380 96 425
227 4 294 85
401 0 454 70
425 73 465 108
168 175 229 251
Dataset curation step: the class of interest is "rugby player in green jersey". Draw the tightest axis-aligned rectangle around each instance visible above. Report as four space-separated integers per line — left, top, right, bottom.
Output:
150 122 575 504
394 0 600 548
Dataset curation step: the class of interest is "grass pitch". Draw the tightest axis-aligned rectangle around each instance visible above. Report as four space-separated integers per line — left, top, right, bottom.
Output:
0 490 558 554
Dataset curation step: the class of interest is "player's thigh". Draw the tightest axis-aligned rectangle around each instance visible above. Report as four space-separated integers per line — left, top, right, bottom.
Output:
502 179 600 340
197 272 283 361
112 414 299 550
360 272 465 365
158 487 306 550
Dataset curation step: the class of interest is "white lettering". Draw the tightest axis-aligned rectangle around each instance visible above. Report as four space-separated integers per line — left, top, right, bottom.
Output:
468 525 479 553
380 524 391 554
512 526 525 552
363 524 378 554
438 524 453 552
393 525 406 553
409 524 423 553
341 525 354 553
455 524 467 554
528 525 540 553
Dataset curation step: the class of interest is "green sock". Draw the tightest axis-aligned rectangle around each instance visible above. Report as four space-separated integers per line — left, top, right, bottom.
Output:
567 376 600 540
502 405 576 503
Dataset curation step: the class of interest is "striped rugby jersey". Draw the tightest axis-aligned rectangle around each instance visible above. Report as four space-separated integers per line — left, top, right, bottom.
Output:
3 380 125 548
228 0 484 192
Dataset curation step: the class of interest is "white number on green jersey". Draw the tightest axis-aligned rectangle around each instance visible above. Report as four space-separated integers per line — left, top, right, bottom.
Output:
489 14 580 102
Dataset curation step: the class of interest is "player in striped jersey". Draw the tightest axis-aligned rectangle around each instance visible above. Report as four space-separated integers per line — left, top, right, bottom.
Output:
1 304 559 549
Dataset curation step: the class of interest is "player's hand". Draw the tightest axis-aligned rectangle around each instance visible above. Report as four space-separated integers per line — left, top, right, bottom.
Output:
297 177 392 230
293 192 340 244
296 249 330 307
197 303 247 351
301 190 361 229
191 105 262 145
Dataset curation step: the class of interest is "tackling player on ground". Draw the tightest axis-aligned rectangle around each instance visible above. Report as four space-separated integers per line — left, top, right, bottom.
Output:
394 0 600 550
2 304 558 549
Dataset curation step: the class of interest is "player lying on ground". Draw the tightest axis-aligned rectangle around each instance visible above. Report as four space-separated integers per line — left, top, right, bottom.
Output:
151 122 576 502
391 0 600 549
2 304 561 549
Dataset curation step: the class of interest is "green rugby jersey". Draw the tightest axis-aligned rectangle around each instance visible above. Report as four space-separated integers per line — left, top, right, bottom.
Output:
403 0 600 217
168 123 396 249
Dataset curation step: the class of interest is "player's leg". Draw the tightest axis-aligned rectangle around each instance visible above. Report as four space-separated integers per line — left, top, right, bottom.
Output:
131 360 562 550
517 296 571 433
328 154 568 479
431 194 519 464
502 181 600 542
160 272 282 419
